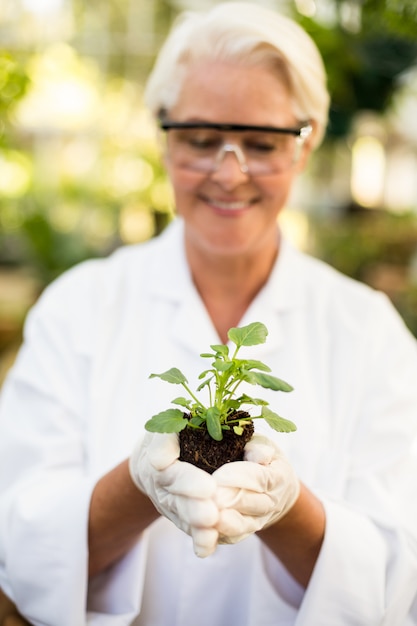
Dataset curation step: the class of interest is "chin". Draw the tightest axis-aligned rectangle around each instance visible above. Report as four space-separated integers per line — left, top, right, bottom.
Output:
202 236 257 258
185 218 272 258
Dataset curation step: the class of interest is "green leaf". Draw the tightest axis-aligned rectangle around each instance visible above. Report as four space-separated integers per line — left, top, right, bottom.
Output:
209 344 229 356
206 407 223 441
198 369 213 380
237 393 269 406
145 409 188 433
262 406 297 432
245 371 293 392
233 425 244 435
190 416 204 427
238 359 271 372
213 360 233 372
172 396 191 408
196 377 212 392
149 368 188 385
225 399 241 411
228 322 268 348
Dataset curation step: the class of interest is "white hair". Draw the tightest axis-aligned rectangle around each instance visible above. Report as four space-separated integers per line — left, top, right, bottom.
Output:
144 2 330 148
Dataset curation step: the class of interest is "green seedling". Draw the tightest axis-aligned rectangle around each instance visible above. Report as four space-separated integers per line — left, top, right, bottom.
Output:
145 321 296 441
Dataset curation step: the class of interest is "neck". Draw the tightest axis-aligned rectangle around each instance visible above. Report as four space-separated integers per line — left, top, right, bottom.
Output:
186 236 280 343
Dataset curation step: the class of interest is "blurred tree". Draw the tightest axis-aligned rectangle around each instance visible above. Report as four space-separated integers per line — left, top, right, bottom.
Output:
71 0 177 80
0 52 30 148
298 0 417 138
1 0 416 292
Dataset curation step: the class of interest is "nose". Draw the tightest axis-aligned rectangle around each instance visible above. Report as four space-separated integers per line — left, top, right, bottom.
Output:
213 143 249 174
210 143 250 187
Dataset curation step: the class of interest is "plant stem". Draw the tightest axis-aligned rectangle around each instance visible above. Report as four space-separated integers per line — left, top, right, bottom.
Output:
181 382 206 410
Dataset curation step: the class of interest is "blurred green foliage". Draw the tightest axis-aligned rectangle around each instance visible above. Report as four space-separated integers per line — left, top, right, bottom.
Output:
0 46 173 284
0 52 31 148
310 210 417 335
0 0 416 357
299 0 417 138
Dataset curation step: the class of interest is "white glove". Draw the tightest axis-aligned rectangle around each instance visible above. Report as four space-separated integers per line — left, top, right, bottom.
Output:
213 434 300 544
129 432 219 557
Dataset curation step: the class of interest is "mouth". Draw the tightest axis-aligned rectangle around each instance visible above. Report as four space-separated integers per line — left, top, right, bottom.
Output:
203 196 254 212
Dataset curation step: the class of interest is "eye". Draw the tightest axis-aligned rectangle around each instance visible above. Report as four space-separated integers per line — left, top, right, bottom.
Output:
246 141 276 153
176 130 222 151
244 133 290 154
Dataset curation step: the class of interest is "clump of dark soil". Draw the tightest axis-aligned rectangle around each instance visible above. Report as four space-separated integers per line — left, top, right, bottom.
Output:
179 411 254 474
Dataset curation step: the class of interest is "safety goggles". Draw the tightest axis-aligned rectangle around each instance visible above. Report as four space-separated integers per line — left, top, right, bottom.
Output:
159 120 313 175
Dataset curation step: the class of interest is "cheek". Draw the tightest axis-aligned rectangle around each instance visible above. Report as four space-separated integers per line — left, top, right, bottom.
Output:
166 166 201 198
262 175 294 206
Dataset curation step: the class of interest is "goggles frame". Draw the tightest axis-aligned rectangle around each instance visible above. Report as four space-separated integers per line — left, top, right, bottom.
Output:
159 119 313 175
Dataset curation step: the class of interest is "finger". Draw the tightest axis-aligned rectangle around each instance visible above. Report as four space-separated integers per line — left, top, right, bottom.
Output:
218 532 251 545
217 508 257 536
147 432 180 470
175 495 219 528
244 434 277 465
191 527 219 558
216 486 273 515
216 509 259 543
213 461 271 492
158 463 217 499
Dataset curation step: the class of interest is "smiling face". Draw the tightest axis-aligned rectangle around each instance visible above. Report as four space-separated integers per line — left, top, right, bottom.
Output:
164 60 312 262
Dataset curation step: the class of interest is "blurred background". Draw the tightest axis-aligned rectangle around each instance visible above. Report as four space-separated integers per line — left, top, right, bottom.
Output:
1 0 417 384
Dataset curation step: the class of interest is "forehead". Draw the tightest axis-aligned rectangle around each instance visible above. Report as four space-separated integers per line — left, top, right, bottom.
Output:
169 60 296 127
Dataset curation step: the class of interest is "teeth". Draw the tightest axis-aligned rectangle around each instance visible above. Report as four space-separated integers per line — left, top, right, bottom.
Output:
210 200 248 211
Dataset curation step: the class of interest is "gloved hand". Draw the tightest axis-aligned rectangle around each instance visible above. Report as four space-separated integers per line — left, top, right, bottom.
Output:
213 434 300 544
129 432 219 557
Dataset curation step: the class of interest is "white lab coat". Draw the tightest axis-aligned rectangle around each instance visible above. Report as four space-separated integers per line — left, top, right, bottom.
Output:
1 218 417 626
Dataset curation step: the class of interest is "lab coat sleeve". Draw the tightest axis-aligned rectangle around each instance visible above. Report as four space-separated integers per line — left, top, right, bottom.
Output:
0 266 146 625
297 296 417 625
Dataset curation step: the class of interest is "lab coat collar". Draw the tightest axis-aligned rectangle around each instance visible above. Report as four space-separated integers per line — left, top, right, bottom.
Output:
145 217 306 355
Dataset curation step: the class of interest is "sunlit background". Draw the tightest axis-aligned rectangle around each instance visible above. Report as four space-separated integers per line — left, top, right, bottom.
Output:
1 0 417 382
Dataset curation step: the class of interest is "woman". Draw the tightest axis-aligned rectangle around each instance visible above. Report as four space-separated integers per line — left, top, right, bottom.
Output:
1 3 417 624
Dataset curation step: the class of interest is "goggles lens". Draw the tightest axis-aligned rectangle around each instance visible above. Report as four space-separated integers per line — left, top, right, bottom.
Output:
160 121 312 175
